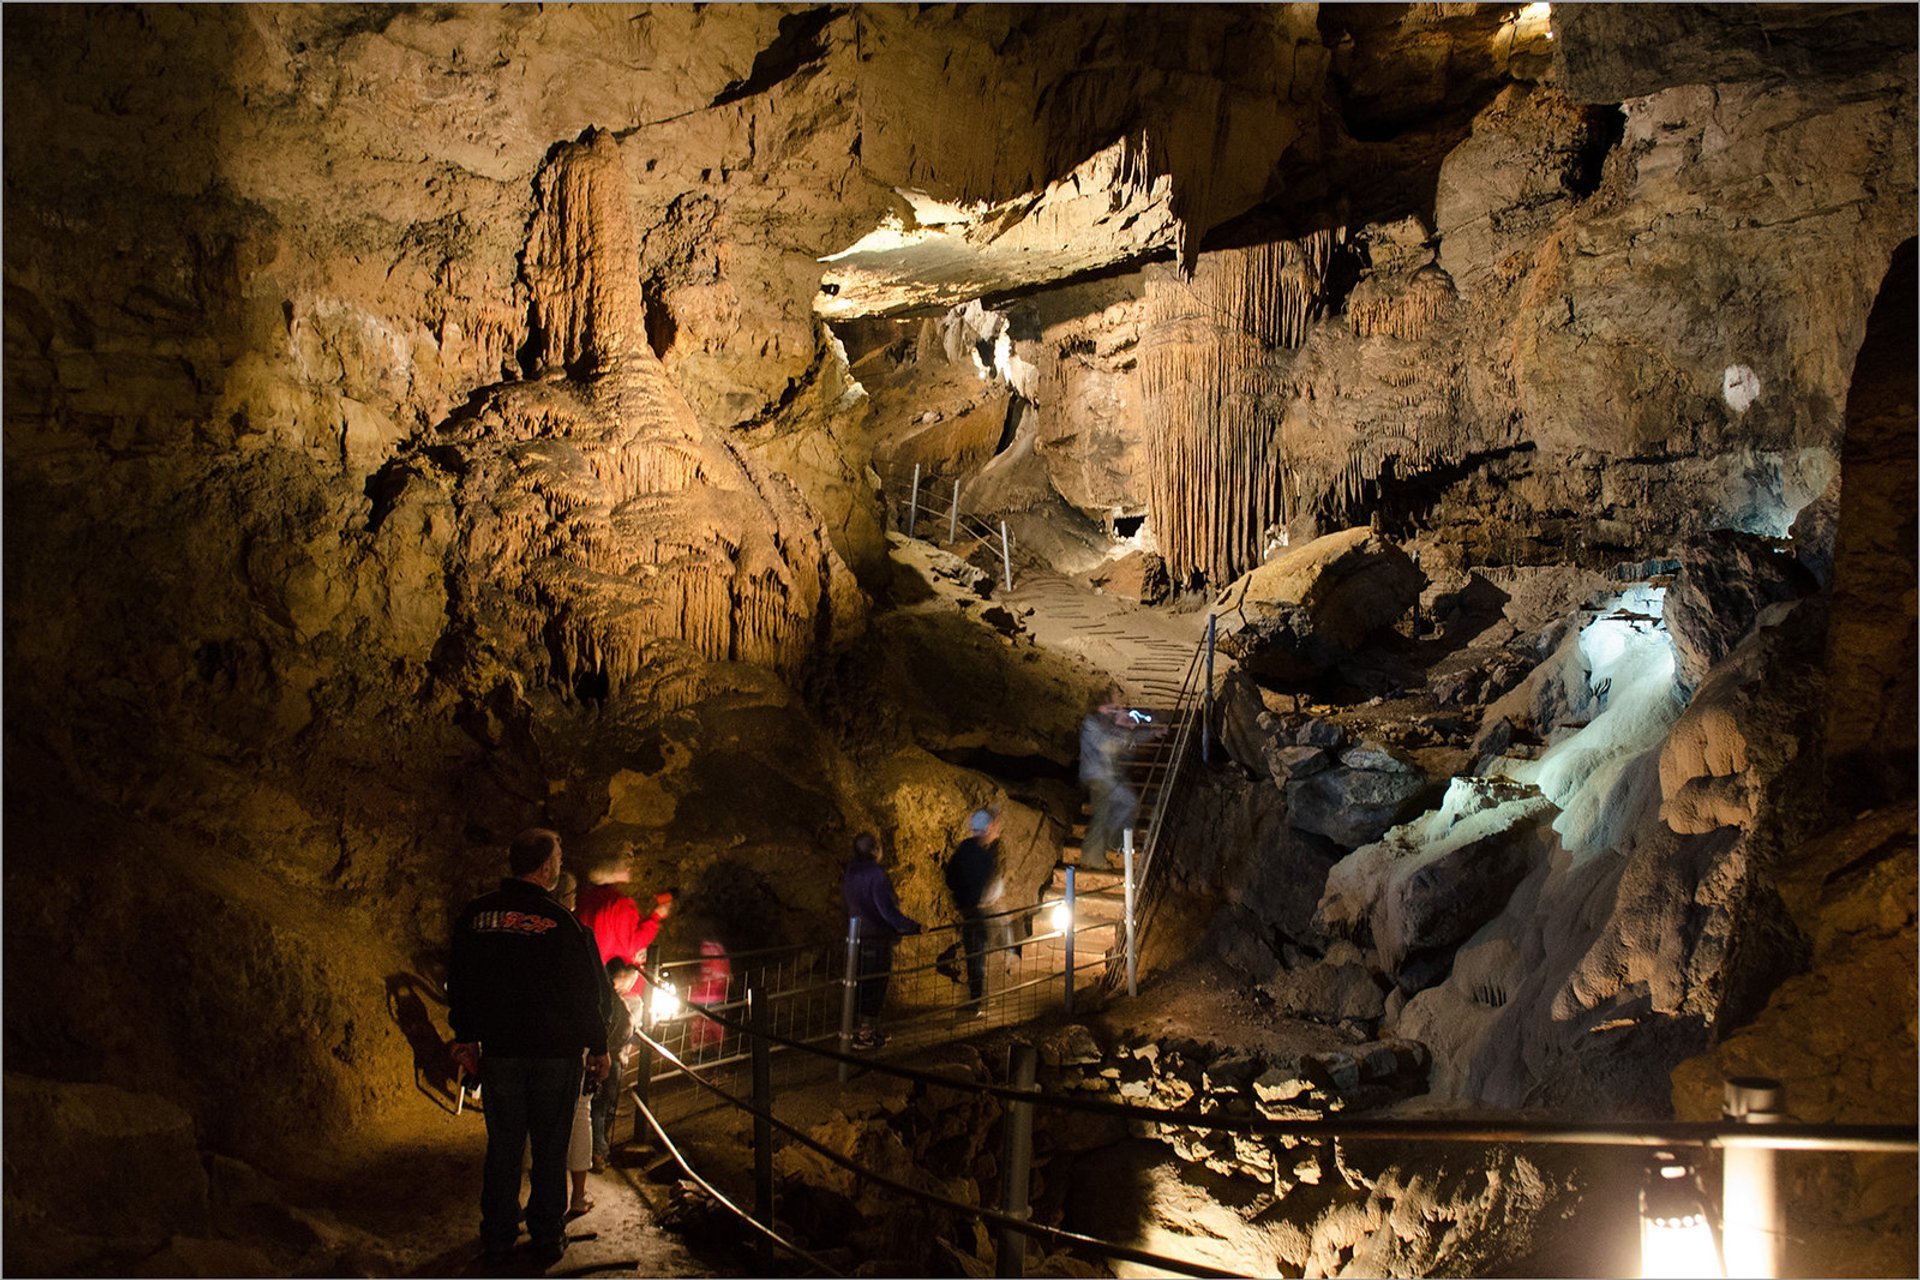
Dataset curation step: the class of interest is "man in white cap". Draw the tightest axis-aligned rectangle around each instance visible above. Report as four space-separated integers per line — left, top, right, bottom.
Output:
943 807 1001 1017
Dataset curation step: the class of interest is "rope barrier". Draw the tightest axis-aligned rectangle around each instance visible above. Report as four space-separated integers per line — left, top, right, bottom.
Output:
633 1030 1244 1279
628 1081 845 1277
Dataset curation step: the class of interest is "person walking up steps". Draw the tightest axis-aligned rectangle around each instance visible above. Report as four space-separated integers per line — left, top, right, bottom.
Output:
1078 686 1158 871
842 832 921 1050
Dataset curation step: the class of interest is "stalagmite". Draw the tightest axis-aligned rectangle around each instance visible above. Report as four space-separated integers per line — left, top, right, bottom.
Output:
396 129 858 693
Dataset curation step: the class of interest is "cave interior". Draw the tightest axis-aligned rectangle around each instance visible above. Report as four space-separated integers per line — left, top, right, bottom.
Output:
2 3 1916 1278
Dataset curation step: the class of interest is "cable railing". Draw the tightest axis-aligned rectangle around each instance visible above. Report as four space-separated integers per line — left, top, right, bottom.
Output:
879 461 1020 590
638 879 1132 1086
624 996 1918 1280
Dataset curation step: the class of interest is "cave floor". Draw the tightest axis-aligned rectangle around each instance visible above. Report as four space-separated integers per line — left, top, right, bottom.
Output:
269 1121 714 1278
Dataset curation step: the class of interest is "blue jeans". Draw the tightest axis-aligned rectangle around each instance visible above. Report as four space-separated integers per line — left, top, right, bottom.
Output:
479 1055 582 1251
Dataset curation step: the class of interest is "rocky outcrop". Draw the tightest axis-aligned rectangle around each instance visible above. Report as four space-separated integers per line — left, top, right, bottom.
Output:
1668 804 1917 1279
1662 530 1817 694
383 130 861 690
1318 777 1558 992
1822 237 1919 811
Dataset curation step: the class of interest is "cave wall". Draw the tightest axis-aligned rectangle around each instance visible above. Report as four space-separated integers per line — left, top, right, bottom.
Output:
843 10 1912 587
2 0 1914 1212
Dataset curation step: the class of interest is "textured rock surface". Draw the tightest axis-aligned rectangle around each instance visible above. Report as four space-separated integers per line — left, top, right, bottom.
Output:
1662 531 1817 694
2 4 1915 1263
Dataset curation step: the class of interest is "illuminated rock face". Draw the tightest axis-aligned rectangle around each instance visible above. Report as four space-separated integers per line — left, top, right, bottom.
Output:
388 130 859 688
0 6 1914 1268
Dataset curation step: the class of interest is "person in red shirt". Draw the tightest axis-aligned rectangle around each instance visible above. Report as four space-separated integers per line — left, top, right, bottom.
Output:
575 859 672 967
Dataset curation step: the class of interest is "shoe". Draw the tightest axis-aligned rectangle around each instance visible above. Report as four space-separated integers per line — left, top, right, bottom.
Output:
566 1199 594 1220
529 1238 569 1269
589 1155 606 1174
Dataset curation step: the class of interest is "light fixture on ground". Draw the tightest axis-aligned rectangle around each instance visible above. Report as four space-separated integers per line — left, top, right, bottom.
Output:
1640 1149 1724 1279
1722 1076 1785 1278
1048 900 1072 934
649 980 683 1023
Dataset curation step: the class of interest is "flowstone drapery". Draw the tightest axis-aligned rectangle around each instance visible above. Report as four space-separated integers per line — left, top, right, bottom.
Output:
1139 232 1339 587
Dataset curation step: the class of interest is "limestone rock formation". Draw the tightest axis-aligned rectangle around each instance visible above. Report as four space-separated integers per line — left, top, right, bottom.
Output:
1662 530 1817 694
3 3 1916 1266
383 130 860 692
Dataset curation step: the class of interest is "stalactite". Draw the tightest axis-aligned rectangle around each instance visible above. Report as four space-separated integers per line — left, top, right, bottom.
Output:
1139 230 1339 586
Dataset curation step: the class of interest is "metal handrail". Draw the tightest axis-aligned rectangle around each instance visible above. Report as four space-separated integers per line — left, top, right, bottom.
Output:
633 1021 1244 1279
674 1003 1920 1152
1097 619 1219 991
626 1000 1917 1279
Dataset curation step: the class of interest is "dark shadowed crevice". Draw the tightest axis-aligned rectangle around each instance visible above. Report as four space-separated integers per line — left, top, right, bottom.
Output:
710 7 842 107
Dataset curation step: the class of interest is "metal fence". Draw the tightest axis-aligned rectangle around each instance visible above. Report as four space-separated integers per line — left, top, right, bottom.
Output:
881 462 1019 590
627 998 1918 1280
638 869 1132 1087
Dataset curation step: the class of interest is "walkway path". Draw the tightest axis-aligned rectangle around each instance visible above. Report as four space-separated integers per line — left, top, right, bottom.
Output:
1001 568 1217 709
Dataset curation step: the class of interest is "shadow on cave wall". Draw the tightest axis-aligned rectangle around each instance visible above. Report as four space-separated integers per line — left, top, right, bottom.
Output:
1823 234 1918 814
385 972 461 1115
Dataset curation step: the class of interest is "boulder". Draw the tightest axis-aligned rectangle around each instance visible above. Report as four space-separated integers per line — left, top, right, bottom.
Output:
1288 716 1350 751
1088 549 1170 604
1219 527 1424 650
1287 765 1430 849
1263 742 1332 782
1215 671 1274 776
1662 530 1817 693
1317 776 1556 983
1039 1025 1103 1068
3 1074 211 1246
1371 800 1556 987
1214 602 1342 687
1262 960 1388 1025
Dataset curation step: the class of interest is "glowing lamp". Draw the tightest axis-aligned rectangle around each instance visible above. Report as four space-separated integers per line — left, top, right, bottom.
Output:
1640 1152 1723 1279
649 981 683 1024
1048 900 1072 934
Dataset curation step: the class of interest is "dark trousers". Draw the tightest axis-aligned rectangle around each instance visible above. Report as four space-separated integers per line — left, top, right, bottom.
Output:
960 915 988 1002
589 1067 620 1161
479 1055 582 1251
855 938 895 1023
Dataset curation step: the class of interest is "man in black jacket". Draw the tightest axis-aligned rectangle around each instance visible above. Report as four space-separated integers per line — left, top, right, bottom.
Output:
450 828 611 1266
944 808 1001 1016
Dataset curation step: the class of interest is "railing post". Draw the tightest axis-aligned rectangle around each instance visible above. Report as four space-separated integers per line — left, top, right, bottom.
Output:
949 478 960 544
630 1018 652 1145
632 951 664 1144
838 917 860 1085
750 986 776 1274
1723 1076 1784 1278
1060 866 1075 1016
1201 613 1217 764
906 462 921 536
994 1042 1038 1278
1122 828 1138 998
999 520 1013 592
